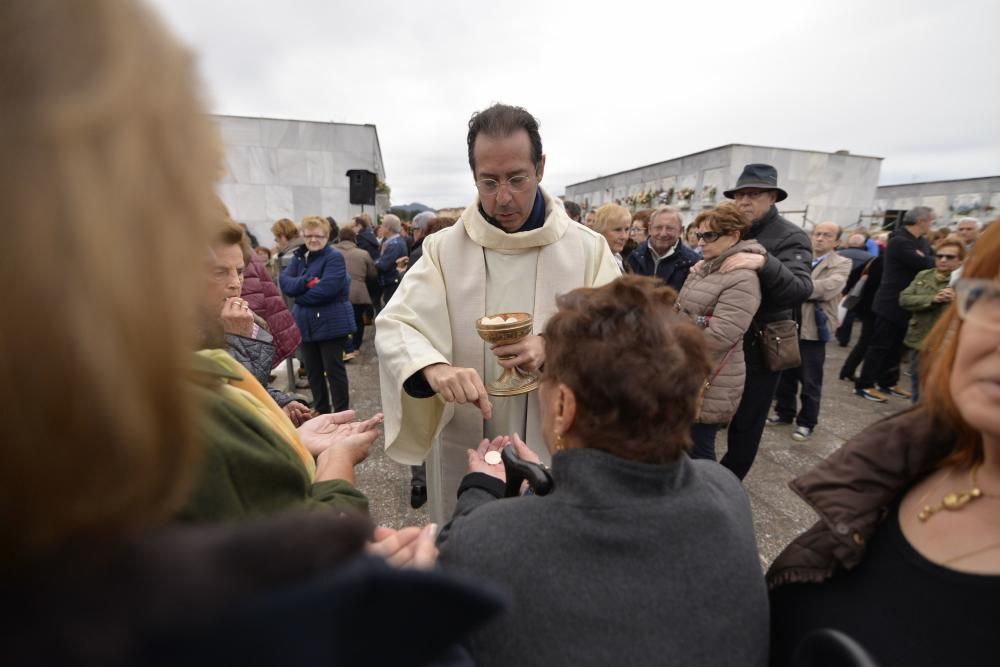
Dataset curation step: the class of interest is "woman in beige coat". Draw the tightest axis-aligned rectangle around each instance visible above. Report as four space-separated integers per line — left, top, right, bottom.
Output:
676 203 764 460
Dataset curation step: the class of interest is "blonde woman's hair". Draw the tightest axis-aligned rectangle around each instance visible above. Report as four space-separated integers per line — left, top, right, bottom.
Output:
0 0 221 565
270 218 299 240
301 215 331 236
592 203 632 236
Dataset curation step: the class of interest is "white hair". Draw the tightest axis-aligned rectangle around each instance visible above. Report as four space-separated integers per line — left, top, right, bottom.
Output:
956 217 981 231
412 211 435 231
382 214 401 234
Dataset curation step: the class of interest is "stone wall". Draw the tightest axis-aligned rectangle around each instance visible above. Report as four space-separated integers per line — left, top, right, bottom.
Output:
875 176 1000 225
565 144 882 229
215 115 386 243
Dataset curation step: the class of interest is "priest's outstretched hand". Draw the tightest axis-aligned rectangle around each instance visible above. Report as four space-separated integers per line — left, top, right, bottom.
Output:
423 363 494 419
491 334 545 373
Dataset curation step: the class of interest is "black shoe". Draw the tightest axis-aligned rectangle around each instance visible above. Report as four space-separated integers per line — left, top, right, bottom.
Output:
410 484 427 509
838 372 855 382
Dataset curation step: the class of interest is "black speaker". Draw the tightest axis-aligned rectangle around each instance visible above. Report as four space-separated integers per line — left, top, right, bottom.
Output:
346 169 376 206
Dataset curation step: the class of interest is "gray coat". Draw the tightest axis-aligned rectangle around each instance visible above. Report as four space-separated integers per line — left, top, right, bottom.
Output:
438 449 769 667
225 330 297 408
676 240 764 424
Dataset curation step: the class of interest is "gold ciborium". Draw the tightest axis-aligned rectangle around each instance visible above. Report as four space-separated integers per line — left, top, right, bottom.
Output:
475 312 539 396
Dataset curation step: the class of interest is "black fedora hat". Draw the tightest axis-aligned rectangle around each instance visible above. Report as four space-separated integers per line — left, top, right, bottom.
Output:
723 163 788 202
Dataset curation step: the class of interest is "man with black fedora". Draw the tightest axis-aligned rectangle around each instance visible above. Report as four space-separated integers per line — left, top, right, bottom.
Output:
715 163 813 479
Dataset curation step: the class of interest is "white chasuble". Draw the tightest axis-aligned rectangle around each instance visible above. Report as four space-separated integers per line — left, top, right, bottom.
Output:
375 189 621 523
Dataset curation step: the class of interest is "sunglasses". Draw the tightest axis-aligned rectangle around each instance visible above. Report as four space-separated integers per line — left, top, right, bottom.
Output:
694 231 722 243
936 253 959 260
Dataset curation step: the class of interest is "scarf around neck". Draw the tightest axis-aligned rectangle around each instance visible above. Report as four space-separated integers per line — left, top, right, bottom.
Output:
478 188 546 234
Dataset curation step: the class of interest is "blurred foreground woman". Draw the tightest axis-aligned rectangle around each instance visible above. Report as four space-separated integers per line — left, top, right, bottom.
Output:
438 276 769 667
768 222 1000 666
0 2 500 665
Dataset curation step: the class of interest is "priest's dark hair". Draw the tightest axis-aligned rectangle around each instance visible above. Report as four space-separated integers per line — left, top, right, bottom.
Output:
467 103 543 173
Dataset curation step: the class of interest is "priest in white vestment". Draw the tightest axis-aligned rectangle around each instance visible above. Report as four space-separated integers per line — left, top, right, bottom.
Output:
375 104 620 523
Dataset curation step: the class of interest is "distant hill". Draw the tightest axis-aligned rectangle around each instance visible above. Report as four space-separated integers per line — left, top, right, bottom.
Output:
390 202 435 216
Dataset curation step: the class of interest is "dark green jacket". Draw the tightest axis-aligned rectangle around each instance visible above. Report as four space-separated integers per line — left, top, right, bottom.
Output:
899 268 951 350
174 353 368 522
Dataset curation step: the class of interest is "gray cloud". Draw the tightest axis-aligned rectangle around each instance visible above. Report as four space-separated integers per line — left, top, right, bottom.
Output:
150 0 1000 209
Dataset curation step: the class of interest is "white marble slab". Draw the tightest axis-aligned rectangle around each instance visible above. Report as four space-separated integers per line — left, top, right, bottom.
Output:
217 117 260 147
321 187 348 220
260 119 297 148
293 186 322 217
233 184 267 221
304 150 329 187
277 149 309 187
265 185 294 221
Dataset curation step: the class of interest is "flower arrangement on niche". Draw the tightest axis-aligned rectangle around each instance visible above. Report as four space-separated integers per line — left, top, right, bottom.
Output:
676 187 695 209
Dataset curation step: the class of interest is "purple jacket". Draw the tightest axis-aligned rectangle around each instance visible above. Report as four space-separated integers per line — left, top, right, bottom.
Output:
241 257 301 365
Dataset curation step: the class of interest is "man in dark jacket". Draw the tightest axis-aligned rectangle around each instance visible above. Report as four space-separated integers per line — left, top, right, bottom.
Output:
625 206 698 290
834 233 874 346
855 207 935 402
375 214 409 306
407 210 435 267
717 164 813 479
351 214 380 261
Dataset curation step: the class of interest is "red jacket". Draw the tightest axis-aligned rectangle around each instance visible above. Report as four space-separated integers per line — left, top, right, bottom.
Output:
241 257 301 365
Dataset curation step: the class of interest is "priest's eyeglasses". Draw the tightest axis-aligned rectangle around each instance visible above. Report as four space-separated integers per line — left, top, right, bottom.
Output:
476 175 532 196
955 279 1000 331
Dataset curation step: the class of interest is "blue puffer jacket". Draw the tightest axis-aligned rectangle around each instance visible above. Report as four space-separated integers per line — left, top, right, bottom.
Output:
279 245 356 343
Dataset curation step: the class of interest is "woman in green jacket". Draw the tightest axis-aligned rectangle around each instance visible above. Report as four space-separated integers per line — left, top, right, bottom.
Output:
899 235 965 401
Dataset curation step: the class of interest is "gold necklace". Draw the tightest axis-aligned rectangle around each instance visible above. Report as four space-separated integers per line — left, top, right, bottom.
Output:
917 463 999 522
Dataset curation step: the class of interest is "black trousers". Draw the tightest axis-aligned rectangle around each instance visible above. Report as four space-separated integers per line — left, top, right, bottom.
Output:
774 340 826 429
300 336 350 414
381 280 399 308
840 311 874 379
410 463 427 487
834 310 856 347
722 338 781 480
690 423 720 461
351 304 370 352
856 316 907 391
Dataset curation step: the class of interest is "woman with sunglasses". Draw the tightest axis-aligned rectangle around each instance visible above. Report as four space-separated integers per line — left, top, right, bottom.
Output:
768 222 1000 666
675 203 766 460
899 235 966 402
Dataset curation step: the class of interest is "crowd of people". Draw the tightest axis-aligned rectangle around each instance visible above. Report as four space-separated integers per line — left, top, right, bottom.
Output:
3 1 997 665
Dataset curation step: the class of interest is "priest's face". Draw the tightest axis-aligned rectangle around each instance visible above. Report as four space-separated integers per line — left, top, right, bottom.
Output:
473 129 545 233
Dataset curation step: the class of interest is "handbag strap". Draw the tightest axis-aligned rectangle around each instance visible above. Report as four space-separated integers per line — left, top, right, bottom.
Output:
705 339 742 388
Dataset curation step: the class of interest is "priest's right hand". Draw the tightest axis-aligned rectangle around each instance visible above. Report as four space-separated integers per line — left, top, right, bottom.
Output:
422 363 493 420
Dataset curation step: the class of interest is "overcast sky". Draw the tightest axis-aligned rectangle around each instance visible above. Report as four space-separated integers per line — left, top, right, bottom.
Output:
149 0 999 209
